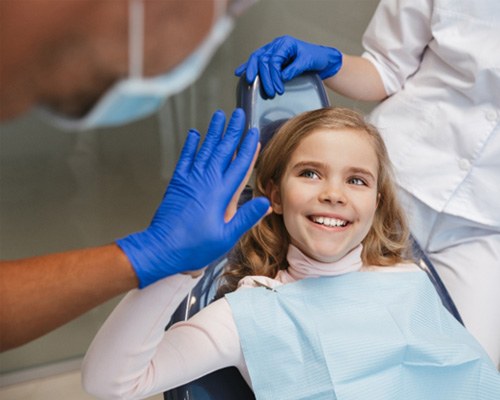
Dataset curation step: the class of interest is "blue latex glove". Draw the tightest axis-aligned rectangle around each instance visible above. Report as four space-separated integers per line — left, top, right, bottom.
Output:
235 35 342 98
117 109 270 288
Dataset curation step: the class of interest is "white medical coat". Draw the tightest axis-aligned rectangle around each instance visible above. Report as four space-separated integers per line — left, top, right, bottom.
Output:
362 0 500 227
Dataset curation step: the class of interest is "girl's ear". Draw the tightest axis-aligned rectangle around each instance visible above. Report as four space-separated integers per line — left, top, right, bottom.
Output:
267 180 283 215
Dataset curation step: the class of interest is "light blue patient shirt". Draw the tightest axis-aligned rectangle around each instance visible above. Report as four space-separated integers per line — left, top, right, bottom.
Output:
226 272 500 400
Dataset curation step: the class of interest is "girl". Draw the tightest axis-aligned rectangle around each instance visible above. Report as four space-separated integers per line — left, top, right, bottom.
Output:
83 108 499 399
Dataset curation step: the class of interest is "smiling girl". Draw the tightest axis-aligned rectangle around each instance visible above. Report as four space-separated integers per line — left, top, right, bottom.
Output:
218 107 411 297
83 108 499 400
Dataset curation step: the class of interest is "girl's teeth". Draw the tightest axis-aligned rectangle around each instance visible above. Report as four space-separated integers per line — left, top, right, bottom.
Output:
313 216 347 227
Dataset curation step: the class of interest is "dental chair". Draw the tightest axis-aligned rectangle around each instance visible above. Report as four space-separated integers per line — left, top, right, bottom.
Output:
164 73 462 400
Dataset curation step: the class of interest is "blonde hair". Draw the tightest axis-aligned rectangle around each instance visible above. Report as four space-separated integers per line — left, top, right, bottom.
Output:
218 107 411 295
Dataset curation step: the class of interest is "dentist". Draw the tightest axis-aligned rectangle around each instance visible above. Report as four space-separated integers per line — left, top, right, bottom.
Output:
0 0 267 351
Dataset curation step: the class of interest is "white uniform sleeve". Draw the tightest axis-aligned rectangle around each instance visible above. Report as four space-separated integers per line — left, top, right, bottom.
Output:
361 0 433 95
82 274 243 400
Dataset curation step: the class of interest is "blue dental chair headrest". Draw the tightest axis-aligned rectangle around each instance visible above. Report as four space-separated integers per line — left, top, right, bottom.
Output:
237 72 330 149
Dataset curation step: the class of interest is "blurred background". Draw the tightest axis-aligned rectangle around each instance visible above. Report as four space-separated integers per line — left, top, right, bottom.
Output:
0 0 379 398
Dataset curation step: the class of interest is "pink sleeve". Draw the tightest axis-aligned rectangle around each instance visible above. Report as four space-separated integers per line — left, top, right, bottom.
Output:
82 274 242 400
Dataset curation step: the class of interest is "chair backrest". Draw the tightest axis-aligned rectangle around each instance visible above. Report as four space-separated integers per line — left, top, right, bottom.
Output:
164 73 461 400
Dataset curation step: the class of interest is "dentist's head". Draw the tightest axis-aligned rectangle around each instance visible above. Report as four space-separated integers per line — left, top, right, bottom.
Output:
0 0 255 129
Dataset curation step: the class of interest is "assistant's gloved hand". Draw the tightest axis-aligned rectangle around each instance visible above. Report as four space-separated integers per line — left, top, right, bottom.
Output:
117 109 270 288
235 35 342 98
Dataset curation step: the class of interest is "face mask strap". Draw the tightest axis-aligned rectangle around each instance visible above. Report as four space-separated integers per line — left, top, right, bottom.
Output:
129 0 144 79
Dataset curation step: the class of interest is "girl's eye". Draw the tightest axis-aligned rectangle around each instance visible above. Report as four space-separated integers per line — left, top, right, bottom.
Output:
349 177 367 186
300 170 320 180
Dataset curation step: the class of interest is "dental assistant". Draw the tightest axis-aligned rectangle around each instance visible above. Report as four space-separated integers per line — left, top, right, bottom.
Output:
237 0 500 367
0 0 267 351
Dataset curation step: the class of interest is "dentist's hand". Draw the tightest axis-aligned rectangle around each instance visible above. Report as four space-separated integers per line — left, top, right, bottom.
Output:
235 35 342 98
117 109 270 288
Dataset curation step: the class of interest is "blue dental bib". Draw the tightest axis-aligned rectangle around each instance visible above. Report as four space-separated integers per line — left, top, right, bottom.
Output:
226 272 500 400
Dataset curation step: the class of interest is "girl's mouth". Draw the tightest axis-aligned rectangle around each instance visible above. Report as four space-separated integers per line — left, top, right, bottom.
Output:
310 215 349 228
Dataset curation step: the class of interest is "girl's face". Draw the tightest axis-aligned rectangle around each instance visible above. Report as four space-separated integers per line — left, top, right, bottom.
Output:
270 128 379 263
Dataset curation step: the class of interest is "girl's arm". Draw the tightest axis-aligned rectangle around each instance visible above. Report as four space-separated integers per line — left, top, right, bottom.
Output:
82 275 243 399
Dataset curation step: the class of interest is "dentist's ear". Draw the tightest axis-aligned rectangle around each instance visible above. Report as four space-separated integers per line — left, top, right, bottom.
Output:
376 192 381 208
267 180 283 215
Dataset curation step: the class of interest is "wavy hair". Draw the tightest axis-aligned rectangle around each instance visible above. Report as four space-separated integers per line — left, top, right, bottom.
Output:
218 107 411 296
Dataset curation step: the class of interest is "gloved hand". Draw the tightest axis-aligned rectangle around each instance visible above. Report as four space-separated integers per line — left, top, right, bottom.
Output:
117 109 270 288
235 35 342 98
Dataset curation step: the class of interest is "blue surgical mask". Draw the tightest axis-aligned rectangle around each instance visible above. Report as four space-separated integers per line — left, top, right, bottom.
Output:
37 0 249 131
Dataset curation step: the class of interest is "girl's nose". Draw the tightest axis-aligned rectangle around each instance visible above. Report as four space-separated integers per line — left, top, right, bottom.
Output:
319 182 347 204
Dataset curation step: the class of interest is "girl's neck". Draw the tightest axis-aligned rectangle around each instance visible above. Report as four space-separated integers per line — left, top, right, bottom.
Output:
279 244 363 282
